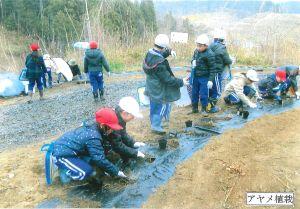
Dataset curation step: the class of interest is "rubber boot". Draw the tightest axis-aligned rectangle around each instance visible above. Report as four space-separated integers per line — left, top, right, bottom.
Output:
188 103 199 114
99 90 105 101
27 92 33 104
93 92 99 102
192 103 199 113
39 90 44 100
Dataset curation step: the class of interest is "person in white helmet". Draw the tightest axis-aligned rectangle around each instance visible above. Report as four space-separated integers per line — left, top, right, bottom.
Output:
223 69 261 109
190 34 216 115
107 97 146 165
208 29 232 113
142 34 189 134
42 54 54 88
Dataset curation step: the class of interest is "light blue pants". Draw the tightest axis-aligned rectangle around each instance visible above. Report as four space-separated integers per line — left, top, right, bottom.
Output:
150 100 171 132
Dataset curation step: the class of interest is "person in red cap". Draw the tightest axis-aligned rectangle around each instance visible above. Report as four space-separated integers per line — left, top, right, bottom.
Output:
84 41 111 101
258 69 288 102
276 65 300 99
49 108 127 185
25 43 47 103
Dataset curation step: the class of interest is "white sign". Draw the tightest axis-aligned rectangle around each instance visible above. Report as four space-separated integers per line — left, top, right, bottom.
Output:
171 32 188 44
246 192 294 206
73 42 90 49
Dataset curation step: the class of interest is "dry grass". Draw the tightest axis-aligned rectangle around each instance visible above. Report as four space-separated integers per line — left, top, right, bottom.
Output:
2 12 300 74
0 28 33 72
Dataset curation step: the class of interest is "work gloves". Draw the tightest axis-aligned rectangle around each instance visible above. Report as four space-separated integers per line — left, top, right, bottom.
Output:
134 142 146 158
171 50 177 57
192 60 196 68
296 91 300 100
137 151 145 158
183 77 189 86
207 81 213 89
248 102 257 109
134 142 146 148
161 47 176 58
117 171 127 178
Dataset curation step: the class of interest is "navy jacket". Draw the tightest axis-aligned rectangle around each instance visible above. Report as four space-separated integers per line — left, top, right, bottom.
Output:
192 48 217 81
52 123 119 176
25 51 47 79
84 49 110 73
258 74 279 97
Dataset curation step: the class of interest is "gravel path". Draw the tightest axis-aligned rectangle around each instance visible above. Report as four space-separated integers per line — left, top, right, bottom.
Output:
0 80 143 152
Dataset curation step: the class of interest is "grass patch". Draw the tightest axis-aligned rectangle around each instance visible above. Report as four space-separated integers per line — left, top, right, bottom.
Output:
109 61 125 73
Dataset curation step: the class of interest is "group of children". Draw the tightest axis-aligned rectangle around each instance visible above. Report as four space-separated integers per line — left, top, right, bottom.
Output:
25 41 109 103
25 32 299 187
142 32 300 134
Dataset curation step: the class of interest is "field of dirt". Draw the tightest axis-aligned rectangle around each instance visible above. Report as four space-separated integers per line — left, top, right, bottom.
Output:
0 95 218 207
0 70 195 207
143 108 300 209
1 68 298 208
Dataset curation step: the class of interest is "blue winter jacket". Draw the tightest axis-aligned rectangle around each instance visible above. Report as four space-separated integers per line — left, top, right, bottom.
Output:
52 123 119 176
258 74 279 97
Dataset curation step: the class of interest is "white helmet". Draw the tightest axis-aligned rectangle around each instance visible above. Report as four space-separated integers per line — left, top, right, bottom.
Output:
196 34 209 45
213 29 226 40
119 96 143 118
154 34 170 48
246 69 259 82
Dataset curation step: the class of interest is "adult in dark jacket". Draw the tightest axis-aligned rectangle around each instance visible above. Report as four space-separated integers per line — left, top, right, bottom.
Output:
208 30 232 112
68 59 83 80
107 97 146 163
191 34 217 114
277 65 300 99
52 108 127 184
258 70 288 101
25 43 47 103
84 41 111 101
143 34 188 134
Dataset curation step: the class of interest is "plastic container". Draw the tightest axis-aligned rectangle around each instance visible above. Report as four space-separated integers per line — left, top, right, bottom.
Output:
185 120 193 127
158 136 168 150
